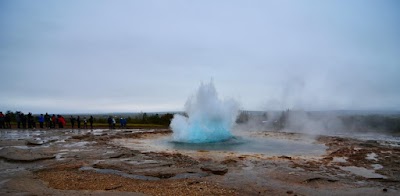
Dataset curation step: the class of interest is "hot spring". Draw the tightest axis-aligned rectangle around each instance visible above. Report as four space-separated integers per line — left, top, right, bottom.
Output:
118 81 327 157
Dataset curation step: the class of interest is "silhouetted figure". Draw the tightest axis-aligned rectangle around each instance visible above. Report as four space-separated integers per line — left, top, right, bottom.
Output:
21 113 27 129
38 114 44 128
45 113 50 128
27 113 33 128
16 112 21 128
58 115 66 128
89 116 94 129
70 116 76 128
107 116 112 129
83 117 87 129
31 116 36 129
5 113 11 128
0 112 4 129
77 116 81 129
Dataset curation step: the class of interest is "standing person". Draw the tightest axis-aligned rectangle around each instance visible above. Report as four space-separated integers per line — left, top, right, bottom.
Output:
120 117 124 128
31 116 36 129
44 113 50 128
83 117 87 129
16 112 21 128
0 112 4 129
27 113 33 129
58 115 66 128
120 117 127 129
5 113 11 129
112 117 116 129
70 116 75 128
77 116 81 129
38 114 45 128
107 116 112 129
51 114 56 128
123 117 127 128
21 113 27 129
89 116 94 129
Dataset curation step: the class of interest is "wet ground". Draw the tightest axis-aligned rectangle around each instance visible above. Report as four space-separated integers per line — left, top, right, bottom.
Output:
0 128 399 195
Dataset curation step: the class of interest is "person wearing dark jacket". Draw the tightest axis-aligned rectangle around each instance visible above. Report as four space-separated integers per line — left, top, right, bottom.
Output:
27 113 33 129
70 116 76 128
16 112 21 128
4 113 11 128
21 113 27 129
45 113 50 128
89 116 94 129
107 116 112 129
0 112 4 129
77 116 81 129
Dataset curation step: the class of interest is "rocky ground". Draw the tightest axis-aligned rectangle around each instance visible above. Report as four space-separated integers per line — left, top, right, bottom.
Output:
0 128 399 195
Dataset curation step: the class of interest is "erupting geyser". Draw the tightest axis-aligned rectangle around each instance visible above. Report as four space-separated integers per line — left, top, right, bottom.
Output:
171 81 239 143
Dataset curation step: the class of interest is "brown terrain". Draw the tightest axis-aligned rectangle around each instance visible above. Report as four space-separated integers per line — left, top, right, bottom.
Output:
0 128 399 195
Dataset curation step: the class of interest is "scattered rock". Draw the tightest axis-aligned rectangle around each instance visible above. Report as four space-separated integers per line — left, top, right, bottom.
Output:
383 188 388 192
220 158 237 165
287 190 293 194
187 181 201 185
147 173 176 179
105 185 122 190
279 156 292 160
71 134 90 140
26 138 57 145
304 177 338 183
200 164 228 175
26 139 46 145
0 147 55 162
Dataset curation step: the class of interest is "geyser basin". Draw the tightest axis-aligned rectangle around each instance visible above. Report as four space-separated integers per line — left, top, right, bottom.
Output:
114 133 327 157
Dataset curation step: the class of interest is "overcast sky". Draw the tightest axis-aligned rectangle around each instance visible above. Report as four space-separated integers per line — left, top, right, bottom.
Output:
1 0 399 114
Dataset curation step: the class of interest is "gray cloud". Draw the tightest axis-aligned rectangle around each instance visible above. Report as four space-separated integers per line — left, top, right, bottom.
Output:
1 0 399 113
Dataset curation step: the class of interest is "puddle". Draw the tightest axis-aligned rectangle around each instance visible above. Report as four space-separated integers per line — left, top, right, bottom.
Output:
124 160 161 165
366 153 378 161
63 141 92 148
55 152 68 161
339 166 387 179
371 164 383 170
0 130 46 140
91 130 107 136
332 157 347 163
0 168 26 175
170 172 209 179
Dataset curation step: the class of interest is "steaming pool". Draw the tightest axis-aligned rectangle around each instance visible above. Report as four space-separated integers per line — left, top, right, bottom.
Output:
114 132 328 157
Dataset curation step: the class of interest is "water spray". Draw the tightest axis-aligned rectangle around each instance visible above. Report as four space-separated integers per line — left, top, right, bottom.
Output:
171 81 239 143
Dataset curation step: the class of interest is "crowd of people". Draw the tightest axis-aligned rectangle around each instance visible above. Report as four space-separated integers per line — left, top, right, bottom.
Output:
0 112 12 129
0 111 129 130
0 111 98 129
